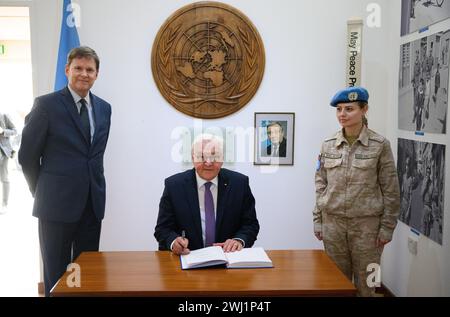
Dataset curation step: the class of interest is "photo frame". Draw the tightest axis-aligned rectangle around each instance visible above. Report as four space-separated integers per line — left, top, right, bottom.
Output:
398 30 449 134
397 138 445 245
401 0 450 36
254 112 295 165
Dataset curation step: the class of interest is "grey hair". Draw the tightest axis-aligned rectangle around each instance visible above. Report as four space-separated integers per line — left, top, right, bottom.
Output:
266 121 284 134
191 133 224 159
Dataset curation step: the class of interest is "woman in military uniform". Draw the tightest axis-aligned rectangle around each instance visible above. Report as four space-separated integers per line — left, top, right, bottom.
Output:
313 86 400 296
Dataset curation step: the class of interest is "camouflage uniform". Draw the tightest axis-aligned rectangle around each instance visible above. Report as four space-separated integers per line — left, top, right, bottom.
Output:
412 57 421 123
424 54 434 112
400 173 413 224
313 125 400 296
421 174 433 236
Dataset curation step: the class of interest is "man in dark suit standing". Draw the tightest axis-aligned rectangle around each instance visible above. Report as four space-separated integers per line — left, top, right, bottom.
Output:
265 121 287 157
155 134 259 255
19 46 112 296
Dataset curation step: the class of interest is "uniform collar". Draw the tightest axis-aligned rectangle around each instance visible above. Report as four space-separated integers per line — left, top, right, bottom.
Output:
335 125 369 147
358 125 370 146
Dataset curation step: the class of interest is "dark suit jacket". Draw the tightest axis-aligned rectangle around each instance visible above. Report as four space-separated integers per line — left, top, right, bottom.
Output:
266 138 287 157
154 168 260 251
19 87 112 223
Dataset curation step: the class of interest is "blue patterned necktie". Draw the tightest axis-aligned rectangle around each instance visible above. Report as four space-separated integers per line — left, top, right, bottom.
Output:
79 98 91 144
204 182 215 247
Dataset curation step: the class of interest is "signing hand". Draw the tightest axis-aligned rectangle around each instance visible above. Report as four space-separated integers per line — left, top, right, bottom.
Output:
214 239 243 252
172 236 190 255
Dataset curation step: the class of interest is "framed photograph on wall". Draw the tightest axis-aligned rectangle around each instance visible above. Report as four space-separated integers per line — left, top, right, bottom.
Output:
401 0 450 36
254 112 295 165
397 138 445 245
398 29 449 134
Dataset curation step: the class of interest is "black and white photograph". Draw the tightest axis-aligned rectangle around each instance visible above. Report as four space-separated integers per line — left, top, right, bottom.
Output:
397 138 445 244
254 112 295 165
401 0 450 36
398 30 449 134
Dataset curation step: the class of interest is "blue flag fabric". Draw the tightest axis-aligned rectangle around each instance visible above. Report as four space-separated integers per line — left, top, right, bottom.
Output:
54 0 80 91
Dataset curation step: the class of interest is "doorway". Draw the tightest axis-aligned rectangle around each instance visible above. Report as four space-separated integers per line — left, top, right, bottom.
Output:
0 6 38 296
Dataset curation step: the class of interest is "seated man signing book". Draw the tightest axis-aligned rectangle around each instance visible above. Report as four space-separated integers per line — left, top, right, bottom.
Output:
154 134 260 255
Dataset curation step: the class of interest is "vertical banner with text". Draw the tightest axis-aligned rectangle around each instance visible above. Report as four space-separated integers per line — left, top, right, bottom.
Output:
346 18 363 87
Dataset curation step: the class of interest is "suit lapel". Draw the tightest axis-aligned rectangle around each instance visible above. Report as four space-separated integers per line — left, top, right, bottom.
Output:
90 92 103 147
184 169 203 246
60 87 90 146
216 170 230 236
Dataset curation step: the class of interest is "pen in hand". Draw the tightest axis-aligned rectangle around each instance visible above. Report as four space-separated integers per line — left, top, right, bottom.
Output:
177 230 190 255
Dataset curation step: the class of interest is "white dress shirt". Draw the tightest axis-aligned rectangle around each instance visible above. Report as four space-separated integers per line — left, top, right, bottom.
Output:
169 172 245 250
195 172 218 246
67 86 95 142
271 144 279 156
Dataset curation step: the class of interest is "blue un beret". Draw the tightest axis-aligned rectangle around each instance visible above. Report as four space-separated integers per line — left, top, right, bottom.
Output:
330 86 369 107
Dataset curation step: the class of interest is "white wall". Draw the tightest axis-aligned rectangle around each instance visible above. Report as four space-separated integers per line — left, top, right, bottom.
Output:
24 0 390 251
83 0 393 251
14 0 450 296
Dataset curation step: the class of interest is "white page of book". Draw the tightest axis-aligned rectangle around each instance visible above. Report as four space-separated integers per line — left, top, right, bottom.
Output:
224 247 273 267
181 246 227 268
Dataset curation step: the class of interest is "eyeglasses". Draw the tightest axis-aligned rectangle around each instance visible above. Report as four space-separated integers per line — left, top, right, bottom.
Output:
193 154 223 163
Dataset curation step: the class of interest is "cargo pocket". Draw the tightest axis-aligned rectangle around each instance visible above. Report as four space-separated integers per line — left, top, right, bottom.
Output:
352 153 378 169
323 153 343 182
352 153 378 183
324 158 342 168
323 153 343 168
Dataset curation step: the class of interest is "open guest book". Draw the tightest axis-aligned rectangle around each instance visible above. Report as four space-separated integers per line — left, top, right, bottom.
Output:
180 246 273 269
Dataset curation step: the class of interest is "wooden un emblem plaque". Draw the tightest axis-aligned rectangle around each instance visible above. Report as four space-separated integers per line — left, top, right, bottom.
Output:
151 1 265 119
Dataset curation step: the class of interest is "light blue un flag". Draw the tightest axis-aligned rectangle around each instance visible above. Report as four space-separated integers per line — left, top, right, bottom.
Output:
54 0 80 91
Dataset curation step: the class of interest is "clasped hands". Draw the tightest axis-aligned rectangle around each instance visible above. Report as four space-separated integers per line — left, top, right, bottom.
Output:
172 236 243 255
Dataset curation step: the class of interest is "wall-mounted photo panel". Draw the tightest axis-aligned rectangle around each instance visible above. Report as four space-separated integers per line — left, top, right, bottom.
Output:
401 0 450 36
399 30 449 134
397 138 445 244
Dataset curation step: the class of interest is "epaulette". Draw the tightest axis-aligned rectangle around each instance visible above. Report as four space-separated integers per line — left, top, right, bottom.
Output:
368 129 385 143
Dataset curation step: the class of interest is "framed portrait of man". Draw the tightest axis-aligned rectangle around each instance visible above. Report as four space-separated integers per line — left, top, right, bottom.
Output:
254 112 295 165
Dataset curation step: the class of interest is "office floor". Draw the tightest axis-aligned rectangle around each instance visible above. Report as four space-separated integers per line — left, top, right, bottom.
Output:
0 164 39 297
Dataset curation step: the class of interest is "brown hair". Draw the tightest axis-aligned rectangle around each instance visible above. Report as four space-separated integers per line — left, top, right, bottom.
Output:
67 46 100 71
358 101 369 127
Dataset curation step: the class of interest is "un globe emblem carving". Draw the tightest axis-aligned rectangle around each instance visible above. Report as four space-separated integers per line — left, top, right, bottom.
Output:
151 1 265 118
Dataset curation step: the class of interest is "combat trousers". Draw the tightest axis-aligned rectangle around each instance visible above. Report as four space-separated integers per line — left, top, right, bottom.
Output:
322 213 383 297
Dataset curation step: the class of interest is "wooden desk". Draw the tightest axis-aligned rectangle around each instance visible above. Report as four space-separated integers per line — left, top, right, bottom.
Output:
51 250 356 296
